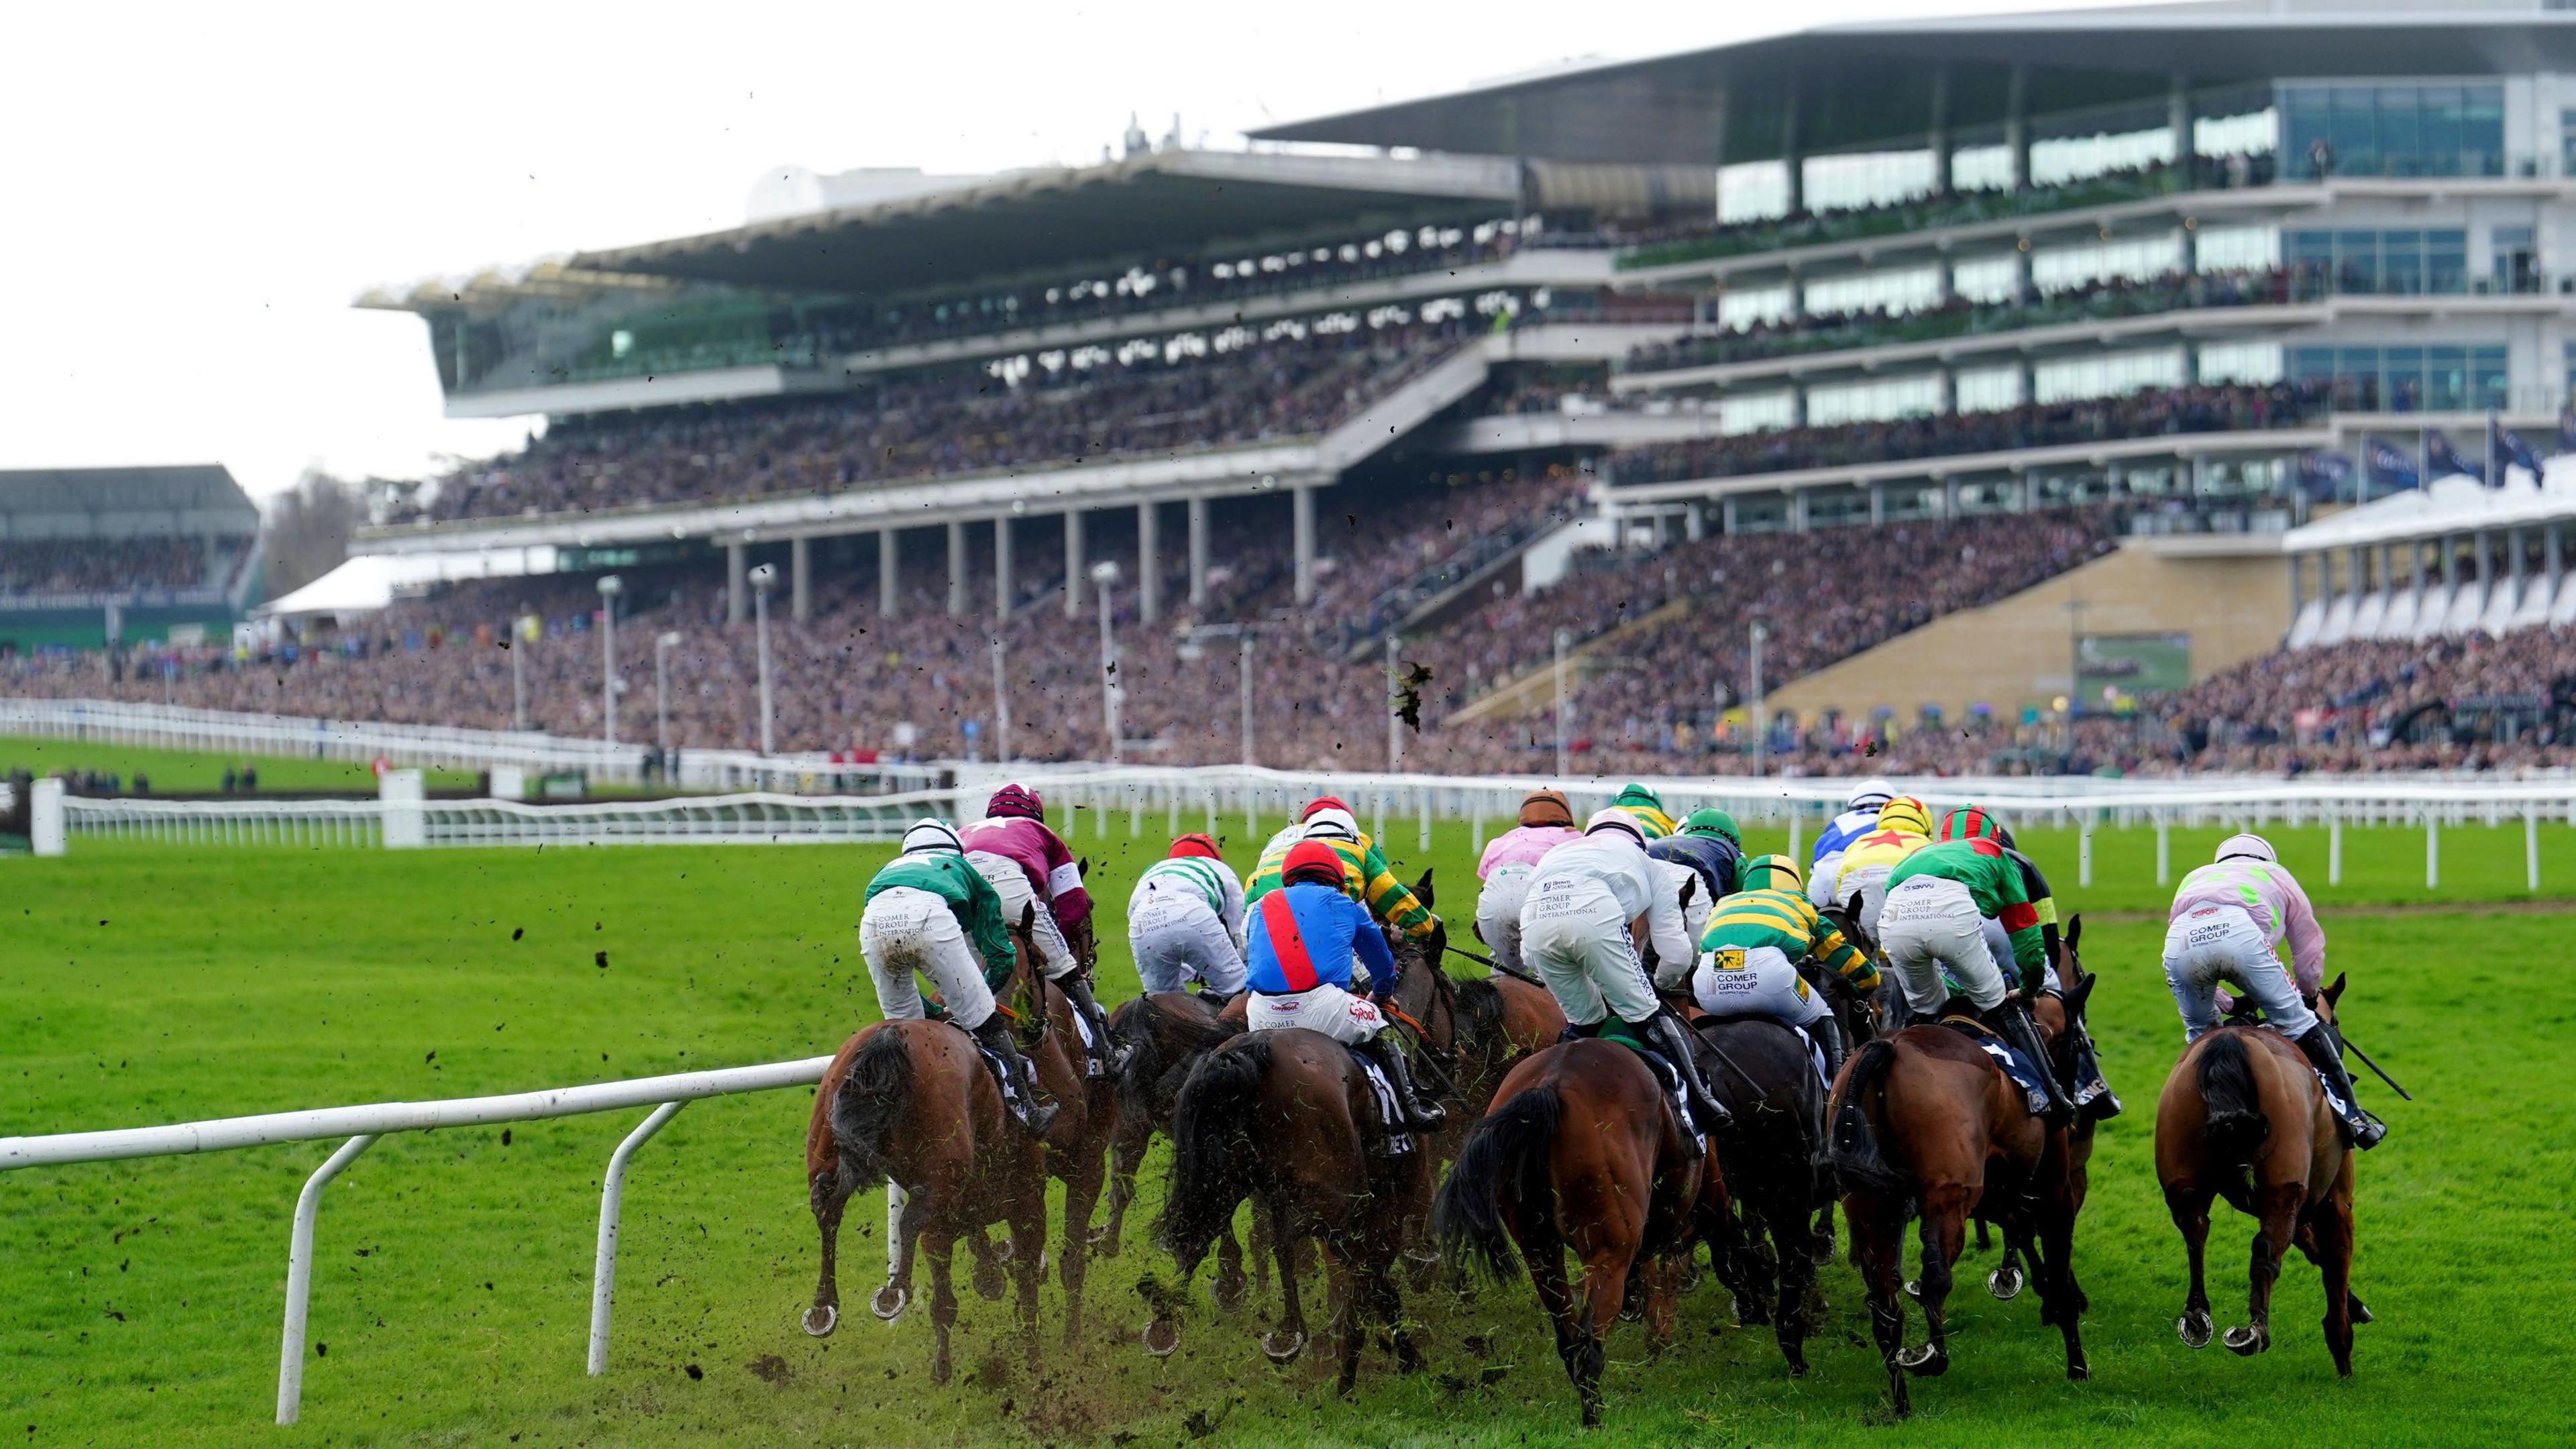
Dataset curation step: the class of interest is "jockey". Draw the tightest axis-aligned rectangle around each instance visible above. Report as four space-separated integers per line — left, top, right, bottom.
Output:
1128 833 1247 1001
1808 778 1897 910
1937 806 2121 1119
1827 796 1933 939
2166 834 2380 1148
1880 836 2076 1124
1473 788 1581 979
860 820 1056 1136
1609 782 1678 840
1648 815 1741 949
1519 810 1731 1133
1245 796 1436 940
962 786 1124 1078
1680 853 1872 1085
1245 841 1446 1132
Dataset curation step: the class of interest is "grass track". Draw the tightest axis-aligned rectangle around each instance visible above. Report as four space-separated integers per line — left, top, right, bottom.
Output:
4 815 2573 1447
1 735 479 793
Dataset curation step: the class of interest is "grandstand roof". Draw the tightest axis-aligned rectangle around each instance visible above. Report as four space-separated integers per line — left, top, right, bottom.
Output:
0 466 258 531
1252 6 2576 166
566 148 1524 294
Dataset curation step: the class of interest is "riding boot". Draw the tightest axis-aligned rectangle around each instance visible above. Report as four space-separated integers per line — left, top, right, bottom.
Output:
1643 1010 1734 1135
1364 1035 1448 1134
971 1016 1060 1139
1055 971 1130 1078
1558 1018 1601 1044
2294 1024 2385 1150
1878 986 1913 1034
2070 1025 2123 1120
1986 1000 2075 1126
1804 1014 1847 1087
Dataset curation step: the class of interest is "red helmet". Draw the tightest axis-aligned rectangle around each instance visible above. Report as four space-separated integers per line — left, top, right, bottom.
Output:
1169 832 1222 860
1299 795 1352 823
1283 841 1345 888
986 784 1044 822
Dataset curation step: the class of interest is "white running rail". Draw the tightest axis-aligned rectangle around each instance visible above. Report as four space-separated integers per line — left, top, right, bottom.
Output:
0 1056 837 1425
58 788 965 849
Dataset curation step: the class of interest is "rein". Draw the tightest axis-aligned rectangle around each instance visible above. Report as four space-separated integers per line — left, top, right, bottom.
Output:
1442 940 1548 990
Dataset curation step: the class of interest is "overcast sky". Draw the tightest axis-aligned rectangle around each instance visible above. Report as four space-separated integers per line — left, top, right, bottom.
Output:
1 0 2100 502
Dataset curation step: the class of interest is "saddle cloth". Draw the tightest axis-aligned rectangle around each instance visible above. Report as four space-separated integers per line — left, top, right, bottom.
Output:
957 1024 1029 1112
1347 1050 1415 1157
1937 1016 2051 1117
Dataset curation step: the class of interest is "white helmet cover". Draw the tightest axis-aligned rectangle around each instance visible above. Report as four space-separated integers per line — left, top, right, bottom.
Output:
2215 832 2277 865
1584 807 1647 846
901 818 965 855
1303 807 1360 841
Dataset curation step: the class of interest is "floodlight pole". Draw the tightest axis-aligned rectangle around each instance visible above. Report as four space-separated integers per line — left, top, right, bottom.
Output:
991 637 1012 764
749 565 777 757
1750 621 1768 777
596 576 623 747
511 605 530 732
1553 627 1571 780
1386 633 1403 772
1240 634 1256 767
1092 561 1122 763
654 632 680 755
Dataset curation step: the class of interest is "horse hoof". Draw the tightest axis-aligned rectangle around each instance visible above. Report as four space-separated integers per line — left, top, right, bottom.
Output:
2068 1358 2091 1382
2350 1296 2372 1326
2223 1326 2269 1356
1896 1344 1949 1377
1142 1319 1179 1358
1260 1329 1307 1365
1988 1265 2025 1301
802 1303 839 1338
1902 1279 1921 1300
869 1284 909 1323
2176 1311 2212 1348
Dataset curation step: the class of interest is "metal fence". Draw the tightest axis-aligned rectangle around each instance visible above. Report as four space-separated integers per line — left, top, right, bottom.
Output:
0 1055 836 1424
58 787 964 849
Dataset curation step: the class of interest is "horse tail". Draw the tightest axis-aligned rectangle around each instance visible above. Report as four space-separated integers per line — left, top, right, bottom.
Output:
1827 1038 1906 1197
2195 1031 2271 1173
1434 1082 1562 1282
1115 997 1239 1142
829 1028 912 1198
1157 1036 1271 1270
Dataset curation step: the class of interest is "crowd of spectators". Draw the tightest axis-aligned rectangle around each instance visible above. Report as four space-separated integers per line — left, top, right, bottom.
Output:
413 315 1483 525
1610 381 2331 487
0 538 215 597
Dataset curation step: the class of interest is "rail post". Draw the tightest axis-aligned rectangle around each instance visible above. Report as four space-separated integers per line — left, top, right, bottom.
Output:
278 1134 378 1424
2329 809 2344 886
588 1101 687 1375
2078 813 2094 889
2155 812 2170 885
2526 807 2541 894
2425 810 2439 890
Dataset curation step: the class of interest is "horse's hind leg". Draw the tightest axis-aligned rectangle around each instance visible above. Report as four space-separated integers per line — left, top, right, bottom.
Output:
2294 1219 2370 1326
1768 1191 1817 1377
1059 1148 1107 1346
2165 1183 2215 1347
2229 1183 2302 1356
1091 1115 1148 1256
1570 1243 1635 1427
924 1232 961 1385
1260 1199 1310 1365
804 1171 851 1336
1214 1224 1249 1313
1898 1185 1968 1379
2310 1188 2357 1377
1326 1249 1362 1395
1518 1218 1595 1426
2037 1194 2090 1380
1845 1193 1912 1418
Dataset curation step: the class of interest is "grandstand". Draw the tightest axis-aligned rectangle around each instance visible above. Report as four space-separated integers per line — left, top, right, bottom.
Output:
0 467 261 653
27 1 2576 777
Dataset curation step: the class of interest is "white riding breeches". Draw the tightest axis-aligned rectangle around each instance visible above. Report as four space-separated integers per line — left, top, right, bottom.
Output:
1474 865 1534 977
1878 875 2006 1013
1690 944 1827 1027
2162 903 2316 1042
1128 892 1247 996
1247 983 1384 1044
1835 862 1895 941
859 886 996 1031
1519 877 1658 1027
966 851 1077 979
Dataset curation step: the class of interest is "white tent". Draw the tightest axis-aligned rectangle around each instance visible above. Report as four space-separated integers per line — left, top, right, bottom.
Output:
255 547 557 621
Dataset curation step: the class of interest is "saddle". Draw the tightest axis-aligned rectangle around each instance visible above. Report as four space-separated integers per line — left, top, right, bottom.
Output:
1563 1022 1699 1152
951 1020 1033 1116
1934 1013 2052 1118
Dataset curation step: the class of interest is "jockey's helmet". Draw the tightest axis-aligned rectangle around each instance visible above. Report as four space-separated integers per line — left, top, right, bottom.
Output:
1847 777 1895 811
1583 808 1646 847
1283 841 1345 888
1303 808 1360 842
1874 797 1933 837
986 784 1044 822
1517 788 1574 828
1613 782 1665 811
1937 805 2009 845
2216 833 2277 865
1739 854 1803 893
900 818 964 855
1169 833 1222 861
1299 795 1353 822
1679 808 1739 844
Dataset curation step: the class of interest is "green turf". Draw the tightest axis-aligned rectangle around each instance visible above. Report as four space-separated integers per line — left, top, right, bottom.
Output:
3 822 2570 1448
0 735 480 794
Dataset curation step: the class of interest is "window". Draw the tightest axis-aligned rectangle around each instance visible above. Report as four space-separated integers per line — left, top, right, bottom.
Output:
1719 392 1798 435
2031 233 2184 292
1949 256 2021 305
2194 224 2278 274
1808 374 1943 427
1718 284 1796 332
2199 341 2284 386
2034 347 2185 405
2289 343 2507 411
2282 228 2467 294
2279 82 2504 178
1803 266 1943 319
1954 364 2024 414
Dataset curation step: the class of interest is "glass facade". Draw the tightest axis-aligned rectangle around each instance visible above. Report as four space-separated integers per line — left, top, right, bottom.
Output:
2288 344 2508 411
2282 229 2468 294
2277 83 2505 179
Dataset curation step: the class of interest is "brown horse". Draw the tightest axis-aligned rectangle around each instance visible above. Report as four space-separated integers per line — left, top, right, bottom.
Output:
800 906 1053 1381
1434 1040 1707 1426
1093 989 1253 1307
1825 961 2091 1416
1149 1026 1432 1391
2154 973 2364 1373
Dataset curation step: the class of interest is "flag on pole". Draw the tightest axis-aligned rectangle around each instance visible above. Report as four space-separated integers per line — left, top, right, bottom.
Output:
2426 431 2484 484
2363 436 2420 492
2492 415 2542 480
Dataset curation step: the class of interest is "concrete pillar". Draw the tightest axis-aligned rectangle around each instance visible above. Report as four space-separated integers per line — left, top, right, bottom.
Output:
2349 544 2369 606
2169 73 2196 180
727 541 747 625
1790 382 1809 429
1934 251 1956 305
1187 496 1210 606
879 529 900 618
1929 65 1955 199
2412 539 2428 592
2443 534 2460 585
790 536 811 622
1781 75 1805 215
1292 485 1317 605
2013 239 2035 305
2288 551 2306 616
1785 267 1806 321
994 515 1014 618
1137 500 1161 625
1942 477 1962 519
1063 509 1085 619
1939 366 1959 415
2508 525 2528 607
1684 501 1705 541
2548 523 2565 598
1869 480 1887 525
947 520 967 618
1721 494 1739 533
2005 64 2031 191
1788 488 1810 533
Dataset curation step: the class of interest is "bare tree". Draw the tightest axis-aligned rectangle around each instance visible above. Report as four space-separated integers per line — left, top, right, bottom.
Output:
262 469 364 597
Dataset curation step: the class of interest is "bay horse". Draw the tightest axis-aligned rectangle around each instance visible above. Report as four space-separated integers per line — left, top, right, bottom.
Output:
2154 972 2364 1373
1434 1040 1707 1426
1683 1013 1827 1377
800 905 1053 1382
1825 935 2091 1416
1150 1026 1432 1391
1093 989 1252 1306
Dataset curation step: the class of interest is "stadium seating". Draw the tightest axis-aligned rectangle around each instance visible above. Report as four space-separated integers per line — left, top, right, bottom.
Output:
0 538 212 596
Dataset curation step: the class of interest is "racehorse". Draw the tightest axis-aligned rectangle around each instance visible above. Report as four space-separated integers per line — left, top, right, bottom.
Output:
1095 990 1250 1306
1684 1013 1827 1377
1824 913 2091 1417
2154 972 2365 1373
1150 1026 1432 1392
800 905 1053 1382
1434 1040 1707 1426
